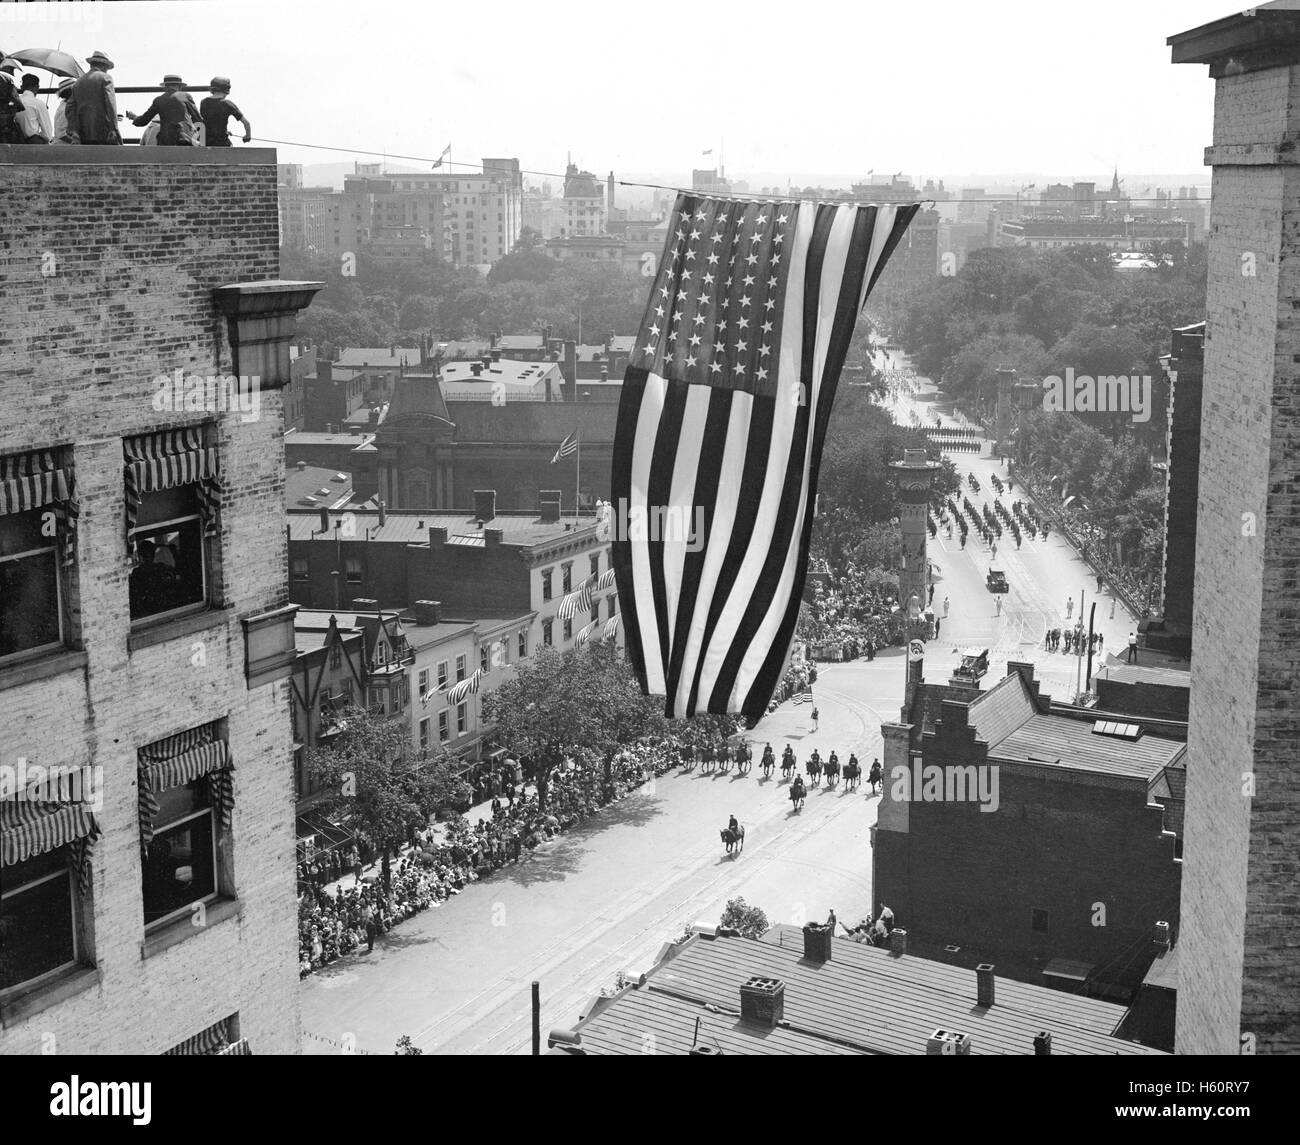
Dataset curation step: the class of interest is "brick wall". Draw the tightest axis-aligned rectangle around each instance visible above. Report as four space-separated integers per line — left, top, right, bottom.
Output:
0 151 301 1053
1177 62 1300 1055
1160 326 1203 641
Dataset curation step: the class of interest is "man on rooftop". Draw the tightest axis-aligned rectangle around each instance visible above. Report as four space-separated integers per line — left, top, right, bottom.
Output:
200 76 251 146
129 74 201 146
66 50 122 145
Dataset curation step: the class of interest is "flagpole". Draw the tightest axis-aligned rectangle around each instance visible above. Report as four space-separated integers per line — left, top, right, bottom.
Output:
575 434 581 518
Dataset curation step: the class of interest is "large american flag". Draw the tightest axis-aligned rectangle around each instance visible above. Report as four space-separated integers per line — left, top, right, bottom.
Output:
611 192 917 721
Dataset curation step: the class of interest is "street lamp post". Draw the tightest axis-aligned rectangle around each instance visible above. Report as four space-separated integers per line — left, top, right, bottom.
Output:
890 449 943 705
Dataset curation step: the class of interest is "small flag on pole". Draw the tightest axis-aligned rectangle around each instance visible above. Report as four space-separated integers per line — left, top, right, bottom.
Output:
551 432 577 464
432 143 451 169
446 668 484 705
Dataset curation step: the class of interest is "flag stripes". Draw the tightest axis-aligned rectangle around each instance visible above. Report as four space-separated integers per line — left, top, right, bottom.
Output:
612 193 916 720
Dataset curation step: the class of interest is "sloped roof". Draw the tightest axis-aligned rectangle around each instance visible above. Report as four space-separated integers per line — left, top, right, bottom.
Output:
966 672 1039 748
991 715 1185 780
564 928 1162 1056
386 373 453 426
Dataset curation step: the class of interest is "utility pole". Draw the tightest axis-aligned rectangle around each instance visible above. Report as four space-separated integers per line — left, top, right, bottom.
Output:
1076 589 1086 701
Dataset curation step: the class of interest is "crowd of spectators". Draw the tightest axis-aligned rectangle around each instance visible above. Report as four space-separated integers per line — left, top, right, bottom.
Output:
297 734 736 976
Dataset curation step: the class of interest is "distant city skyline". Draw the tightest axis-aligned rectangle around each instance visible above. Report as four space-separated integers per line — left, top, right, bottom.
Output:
0 0 1229 194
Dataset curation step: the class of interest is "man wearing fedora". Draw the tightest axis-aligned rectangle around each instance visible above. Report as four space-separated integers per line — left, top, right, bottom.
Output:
66 50 122 145
200 76 251 146
129 75 201 146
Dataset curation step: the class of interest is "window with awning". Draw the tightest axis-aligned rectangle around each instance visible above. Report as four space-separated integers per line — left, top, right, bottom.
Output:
138 722 234 859
163 1014 241 1055
123 426 222 542
0 449 78 566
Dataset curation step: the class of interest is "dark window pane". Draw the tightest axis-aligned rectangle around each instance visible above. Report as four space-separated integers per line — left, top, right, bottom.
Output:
136 485 199 528
152 776 210 827
143 811 216 926
129 518 205 620
0 856 75 990
0 548 60 658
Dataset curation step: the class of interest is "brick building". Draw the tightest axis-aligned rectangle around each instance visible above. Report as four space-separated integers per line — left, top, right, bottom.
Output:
286 500 617 661
0 147 318 1054
872 663 1185 996
1169 1 1300 1055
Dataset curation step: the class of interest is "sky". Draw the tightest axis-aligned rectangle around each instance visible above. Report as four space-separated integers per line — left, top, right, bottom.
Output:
0 0 1233 202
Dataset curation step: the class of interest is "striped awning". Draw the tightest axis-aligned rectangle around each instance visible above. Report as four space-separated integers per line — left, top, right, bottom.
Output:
1 798 100 867
217 1038 252 1055
0 450 79 565
446 668 484 706
123 426 222 540
574 620 597 647
138 724 234 859
164 1018 231 1056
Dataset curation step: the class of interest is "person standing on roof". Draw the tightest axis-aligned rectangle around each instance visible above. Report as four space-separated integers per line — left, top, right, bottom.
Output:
66 50 122 144
200 76 251 146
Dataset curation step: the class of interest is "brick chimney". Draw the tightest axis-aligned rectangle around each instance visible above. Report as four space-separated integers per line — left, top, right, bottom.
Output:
351 597 377 612
802 922 833 963
473 489 497 523
539 490 562 523
1154 920 1171 952
429 526 448 546
739 977 785 1027
470 362 483 377
976 963 995 1007
1033 1031 1052 1055
412 600 442 624
889 927 908 957
484 528 503 546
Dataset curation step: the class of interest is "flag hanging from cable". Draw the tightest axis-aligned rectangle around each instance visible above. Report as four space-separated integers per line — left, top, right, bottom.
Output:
432 143 451 169
446 668 483 706
611 192 917 721
574 620 597 647
551 432 577 464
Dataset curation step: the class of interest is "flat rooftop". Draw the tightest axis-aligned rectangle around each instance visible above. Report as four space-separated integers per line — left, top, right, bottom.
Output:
562 926 1163 1056
287 508 602 547
285 464 353 509
284 431 375 448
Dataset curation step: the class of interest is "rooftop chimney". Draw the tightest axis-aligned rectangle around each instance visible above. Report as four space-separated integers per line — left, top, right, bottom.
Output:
925 1029 972 1055
473 489 497 523
563 339 578 402
318 360 333 383
491 349 502 362
484 528 504 546
378 499 387 527
317 507 330 534
1033 1031 1052 1055
351 597 378 611
471 362 483 377
802 922 833 963
429 526 448 546
976 963 995 1007
296 460 307 470
889 927 908 957
739 977 785 1028
1154 920 1171 952
539 490 562 523
412 600 443 624
689 1043 724 1056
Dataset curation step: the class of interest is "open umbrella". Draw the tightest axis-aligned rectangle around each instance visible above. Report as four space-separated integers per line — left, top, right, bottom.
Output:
10 48 84 78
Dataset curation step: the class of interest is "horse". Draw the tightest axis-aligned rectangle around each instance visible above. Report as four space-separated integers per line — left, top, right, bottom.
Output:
868 762 883 794
717 744 732 774
701 746 715 774
721 824 745 855
789 778 806 811
824 753 840 787
844 758 861 790
781 751 796 779
736 745 752 775
807 752 823 787
760 752 775 778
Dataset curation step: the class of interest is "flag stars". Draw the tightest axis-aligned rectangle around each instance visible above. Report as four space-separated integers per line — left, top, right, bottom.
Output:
765 298 776 311
690 332 702 346
702 272 715 285
712 230 724 244
745 251 759 266
756 366 769 382
690 229 701 241
736 339 748 352
733 361 746 375
777 212 789 224
673 308 684 323
750 233 763 244
681 269 693 280
677 289 688 302
773 232 785 244
695 207 708 220
685 248 697 260
693 312 706 326
759 343 771 356
713 339 726 353
743 273 755 287
707 252 719 265
648 323 661 338
762 320 774 334
715 318 727 333
768 275 778 288
686 354 697 367
655 304 665 317
771 253 781 264
739 294 751 307
737 316 750 330
709 361 722 375
676 229 686 242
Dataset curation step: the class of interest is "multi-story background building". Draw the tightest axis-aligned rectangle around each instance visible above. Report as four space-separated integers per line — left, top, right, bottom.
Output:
1 147 318 1054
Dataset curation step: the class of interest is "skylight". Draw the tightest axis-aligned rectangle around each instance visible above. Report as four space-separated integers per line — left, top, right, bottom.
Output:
1092 720 1142 740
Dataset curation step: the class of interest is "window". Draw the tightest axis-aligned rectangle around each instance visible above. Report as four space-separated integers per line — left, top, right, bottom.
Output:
590 553 600 577
393 680 404 713
543 619 553 646
541 570 553 602
455 653 466 682
345 557 363 586
608 595 617 619
128 484 208 623
142 779 218 928
124 428 218 625
341 678 353 704
418 668 430 700
0 845 78 993
329 641 341 670
1031 909 1050 934
291 558 308 584
419 718 430 753
369 686 384 712
0 506 63 661
480 645 489 674
457 702 467 735
563 618 573 642
437 660 448 689
438 710 449 742
562 565 572 593
518 630 528 659
590 603 600 625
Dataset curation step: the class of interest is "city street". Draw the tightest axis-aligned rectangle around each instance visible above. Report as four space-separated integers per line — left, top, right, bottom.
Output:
300 657 901 1055
301 350 1143 1056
